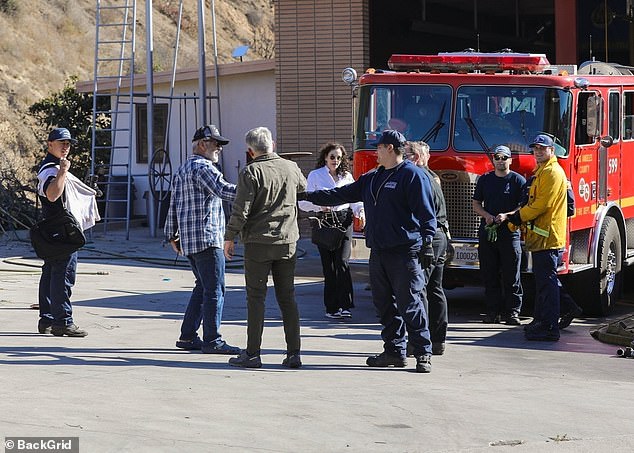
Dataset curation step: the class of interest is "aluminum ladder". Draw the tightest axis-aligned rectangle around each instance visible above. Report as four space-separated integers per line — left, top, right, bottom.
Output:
90 0 137 238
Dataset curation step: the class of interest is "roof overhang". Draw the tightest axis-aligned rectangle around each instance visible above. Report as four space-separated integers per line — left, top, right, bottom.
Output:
76 59 275 93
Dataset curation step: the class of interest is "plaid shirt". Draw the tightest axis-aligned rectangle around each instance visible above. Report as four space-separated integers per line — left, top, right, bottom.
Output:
164 155 236 256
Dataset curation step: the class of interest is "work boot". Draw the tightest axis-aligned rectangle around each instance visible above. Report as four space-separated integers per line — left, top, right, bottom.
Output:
525 325 560 341
559 305 583 329
483 313 501 323
432 342 446 356
37 319 52 334
366 352 407 368
228 351 262 368
51 324 87 337
415 354 432 373
282 351 302 369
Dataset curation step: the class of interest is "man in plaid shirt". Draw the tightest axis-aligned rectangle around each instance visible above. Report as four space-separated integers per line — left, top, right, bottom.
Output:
164 124 241 355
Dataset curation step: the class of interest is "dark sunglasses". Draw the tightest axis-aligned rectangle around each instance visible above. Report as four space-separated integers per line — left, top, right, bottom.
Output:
493 155 509 161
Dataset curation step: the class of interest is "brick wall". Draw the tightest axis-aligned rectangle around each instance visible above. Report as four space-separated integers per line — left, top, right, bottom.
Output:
274 0 369 175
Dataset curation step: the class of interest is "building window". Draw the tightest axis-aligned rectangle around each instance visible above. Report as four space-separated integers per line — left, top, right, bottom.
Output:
136 103 168 163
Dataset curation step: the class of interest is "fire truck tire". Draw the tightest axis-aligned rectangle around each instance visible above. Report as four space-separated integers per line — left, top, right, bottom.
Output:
580 216 622 316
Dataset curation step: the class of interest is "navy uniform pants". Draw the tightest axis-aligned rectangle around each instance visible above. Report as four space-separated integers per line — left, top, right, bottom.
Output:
369 246 432 357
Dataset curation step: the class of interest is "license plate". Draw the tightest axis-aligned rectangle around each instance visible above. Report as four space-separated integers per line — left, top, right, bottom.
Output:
449 243 479 267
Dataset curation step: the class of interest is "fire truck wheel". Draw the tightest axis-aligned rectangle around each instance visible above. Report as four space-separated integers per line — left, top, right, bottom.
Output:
583 216 622 316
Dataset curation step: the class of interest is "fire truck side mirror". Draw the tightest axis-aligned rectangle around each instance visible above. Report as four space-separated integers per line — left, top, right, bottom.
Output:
585 95 602 139
600 135 614 148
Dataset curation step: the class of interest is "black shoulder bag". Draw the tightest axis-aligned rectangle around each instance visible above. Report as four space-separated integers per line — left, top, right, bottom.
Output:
30 208 86 260
309 211 348 251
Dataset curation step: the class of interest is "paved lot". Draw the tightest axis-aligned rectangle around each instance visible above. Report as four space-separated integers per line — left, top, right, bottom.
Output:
1 228 634 452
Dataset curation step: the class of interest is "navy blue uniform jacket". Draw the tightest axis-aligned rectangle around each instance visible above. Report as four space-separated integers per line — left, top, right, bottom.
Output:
305 160 437 251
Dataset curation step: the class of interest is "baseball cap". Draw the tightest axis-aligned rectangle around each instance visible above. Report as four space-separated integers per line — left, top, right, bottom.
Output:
492 145 511 158
529 134 554 148
374 129 406 148
47 128 77 143
192 124 229 145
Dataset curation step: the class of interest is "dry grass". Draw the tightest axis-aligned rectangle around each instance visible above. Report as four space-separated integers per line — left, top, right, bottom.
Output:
0 0 274 190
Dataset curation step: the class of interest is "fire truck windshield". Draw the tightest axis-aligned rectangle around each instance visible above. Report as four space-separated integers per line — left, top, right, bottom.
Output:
455 86 572 154
355 84 572 155
355 85 453 150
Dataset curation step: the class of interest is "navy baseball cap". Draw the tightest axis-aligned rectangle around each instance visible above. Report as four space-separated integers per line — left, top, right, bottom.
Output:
492 145 511 158
530 134 554 148
374 129 406 148
192 124 229 145
47 128 77 143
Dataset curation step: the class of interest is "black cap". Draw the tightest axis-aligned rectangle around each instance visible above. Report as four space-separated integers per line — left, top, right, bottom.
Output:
374 129 406 148
192 124 229 145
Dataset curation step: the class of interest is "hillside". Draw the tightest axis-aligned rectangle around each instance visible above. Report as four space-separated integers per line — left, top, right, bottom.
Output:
0 0 274 185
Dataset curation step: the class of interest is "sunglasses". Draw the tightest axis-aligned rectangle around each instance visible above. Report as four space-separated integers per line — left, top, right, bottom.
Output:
493 155 509 161
328 155 342 161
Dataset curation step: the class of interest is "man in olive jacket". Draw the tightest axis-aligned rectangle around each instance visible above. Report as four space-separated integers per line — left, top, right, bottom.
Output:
224 126 307 368
504 134 567 341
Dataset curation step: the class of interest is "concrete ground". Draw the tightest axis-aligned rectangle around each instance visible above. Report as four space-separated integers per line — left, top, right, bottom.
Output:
1 228 634 453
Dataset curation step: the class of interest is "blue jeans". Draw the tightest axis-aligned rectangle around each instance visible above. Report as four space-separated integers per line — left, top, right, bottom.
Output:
38 252 77 327
181 246 226 346
369 247 432 357
532 249 560 331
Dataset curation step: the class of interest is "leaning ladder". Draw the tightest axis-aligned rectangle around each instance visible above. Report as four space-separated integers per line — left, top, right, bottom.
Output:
90 0 137 238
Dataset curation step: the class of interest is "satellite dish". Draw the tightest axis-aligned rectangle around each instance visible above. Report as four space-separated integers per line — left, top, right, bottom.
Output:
232 45 250 61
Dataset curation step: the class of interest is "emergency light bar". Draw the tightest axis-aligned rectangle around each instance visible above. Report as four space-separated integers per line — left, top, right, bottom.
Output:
388 52 551 73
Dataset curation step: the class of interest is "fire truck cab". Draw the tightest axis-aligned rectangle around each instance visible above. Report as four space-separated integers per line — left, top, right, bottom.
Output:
342 51 634 316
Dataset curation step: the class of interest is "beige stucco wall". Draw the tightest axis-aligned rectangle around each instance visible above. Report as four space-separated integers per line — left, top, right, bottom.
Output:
77 60 275 217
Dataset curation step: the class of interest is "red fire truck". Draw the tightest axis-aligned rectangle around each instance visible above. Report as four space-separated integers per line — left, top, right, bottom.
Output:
342 51 634 316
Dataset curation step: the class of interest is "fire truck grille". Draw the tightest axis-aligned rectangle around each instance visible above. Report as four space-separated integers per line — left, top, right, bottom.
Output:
440 178 480 240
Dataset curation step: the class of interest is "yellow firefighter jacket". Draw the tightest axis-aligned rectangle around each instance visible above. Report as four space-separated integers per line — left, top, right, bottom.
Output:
517 156 567 251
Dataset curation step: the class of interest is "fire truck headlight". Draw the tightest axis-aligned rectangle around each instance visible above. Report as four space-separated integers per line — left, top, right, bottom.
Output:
342 67 358 86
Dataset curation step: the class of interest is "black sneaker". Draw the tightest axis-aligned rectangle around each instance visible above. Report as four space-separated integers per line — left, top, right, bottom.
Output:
523 319 540 332
366 352 407 368
504 314 522 326
483 313 501 323
282 351 302 369
51 324 87 337
432 342 446 356
415 354 432 373
175 336 203 350
525 325 560 341
558 306 583 330
228 351 262 368
38 319 52 334
201 341 241 355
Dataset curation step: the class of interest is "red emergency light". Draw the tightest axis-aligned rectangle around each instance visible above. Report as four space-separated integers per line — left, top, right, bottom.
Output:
388 52 551 73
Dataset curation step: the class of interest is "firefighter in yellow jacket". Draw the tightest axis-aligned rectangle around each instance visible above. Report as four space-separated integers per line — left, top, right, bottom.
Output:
502 134 567 341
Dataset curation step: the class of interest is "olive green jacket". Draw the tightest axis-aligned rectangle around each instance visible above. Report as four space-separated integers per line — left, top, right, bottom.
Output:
225 152 307 245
